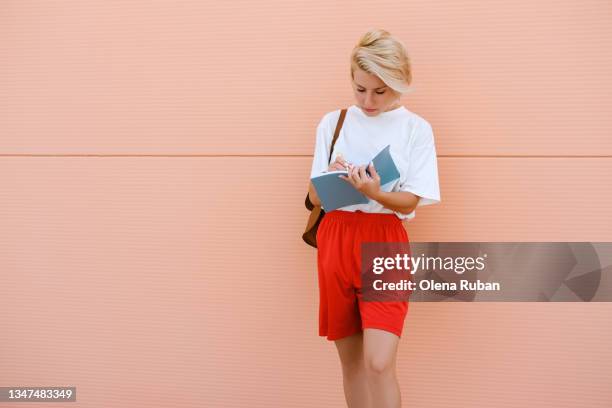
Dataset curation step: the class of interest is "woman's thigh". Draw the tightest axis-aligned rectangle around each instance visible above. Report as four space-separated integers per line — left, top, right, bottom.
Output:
334 331 365 369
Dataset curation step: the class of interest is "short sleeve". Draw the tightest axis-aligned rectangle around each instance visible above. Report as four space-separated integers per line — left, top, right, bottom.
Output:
309 113 333 179
398 120 441 207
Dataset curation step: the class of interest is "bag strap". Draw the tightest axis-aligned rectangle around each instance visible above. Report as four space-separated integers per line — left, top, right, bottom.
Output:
327 108 347 164
304 108 348 212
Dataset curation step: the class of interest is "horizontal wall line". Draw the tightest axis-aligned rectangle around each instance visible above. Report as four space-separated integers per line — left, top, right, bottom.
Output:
1 154 612 158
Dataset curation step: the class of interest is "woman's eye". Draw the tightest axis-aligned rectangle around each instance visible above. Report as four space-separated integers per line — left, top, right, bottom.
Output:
357 89 386 94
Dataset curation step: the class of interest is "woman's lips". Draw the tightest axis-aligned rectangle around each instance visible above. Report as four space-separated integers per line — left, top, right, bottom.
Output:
364 108 377 112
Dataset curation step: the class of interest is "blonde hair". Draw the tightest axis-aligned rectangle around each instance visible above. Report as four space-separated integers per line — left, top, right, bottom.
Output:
350 29 413 94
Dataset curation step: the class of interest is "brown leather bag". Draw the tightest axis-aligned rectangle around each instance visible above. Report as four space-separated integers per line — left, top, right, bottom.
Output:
302 108 348 248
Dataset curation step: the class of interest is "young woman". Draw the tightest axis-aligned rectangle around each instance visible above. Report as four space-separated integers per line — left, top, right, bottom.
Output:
308 29 441 408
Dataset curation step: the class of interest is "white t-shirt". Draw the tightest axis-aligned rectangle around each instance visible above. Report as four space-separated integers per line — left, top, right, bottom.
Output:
309 104 441 221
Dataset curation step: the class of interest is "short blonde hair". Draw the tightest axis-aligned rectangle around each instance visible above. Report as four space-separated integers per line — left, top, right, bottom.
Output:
350 29 413 94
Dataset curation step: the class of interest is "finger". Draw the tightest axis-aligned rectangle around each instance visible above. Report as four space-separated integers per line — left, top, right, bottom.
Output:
360 165 370 181
330 161 346 170
345 165 353 181
339 175 353 185
335 154 347 166
368 162 379 179
359 165 369 179
352 166 362 183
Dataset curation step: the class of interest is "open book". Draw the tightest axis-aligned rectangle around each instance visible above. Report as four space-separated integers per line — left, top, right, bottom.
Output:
311 145 400 212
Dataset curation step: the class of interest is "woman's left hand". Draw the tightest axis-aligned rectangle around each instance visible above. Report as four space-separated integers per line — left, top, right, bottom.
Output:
339 162 381 200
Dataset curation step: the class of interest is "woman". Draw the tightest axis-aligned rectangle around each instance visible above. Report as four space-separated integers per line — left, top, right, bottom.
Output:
307 29 441 408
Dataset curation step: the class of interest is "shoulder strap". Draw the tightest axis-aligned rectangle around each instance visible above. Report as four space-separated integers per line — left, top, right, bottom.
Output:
327 108 347 164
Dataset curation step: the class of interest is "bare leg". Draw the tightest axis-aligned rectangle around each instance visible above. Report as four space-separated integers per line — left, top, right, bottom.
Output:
334 331 372 408
363 328 401 408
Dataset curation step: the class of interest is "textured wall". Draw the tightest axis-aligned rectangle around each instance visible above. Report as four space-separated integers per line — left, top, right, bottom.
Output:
1 1 611 407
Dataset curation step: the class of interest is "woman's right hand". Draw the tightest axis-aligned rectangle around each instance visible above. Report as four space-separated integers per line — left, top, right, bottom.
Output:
327 154 351 172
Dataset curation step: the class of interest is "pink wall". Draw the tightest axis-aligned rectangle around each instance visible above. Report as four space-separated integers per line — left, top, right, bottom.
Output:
1 1 611 407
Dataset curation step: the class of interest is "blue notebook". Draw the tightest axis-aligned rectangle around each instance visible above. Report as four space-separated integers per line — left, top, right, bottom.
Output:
311 145 401 212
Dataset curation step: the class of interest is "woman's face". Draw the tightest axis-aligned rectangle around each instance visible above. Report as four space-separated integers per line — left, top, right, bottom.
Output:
351 68 401 116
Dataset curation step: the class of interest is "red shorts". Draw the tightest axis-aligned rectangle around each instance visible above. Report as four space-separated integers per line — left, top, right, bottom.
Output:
316 209 410 341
